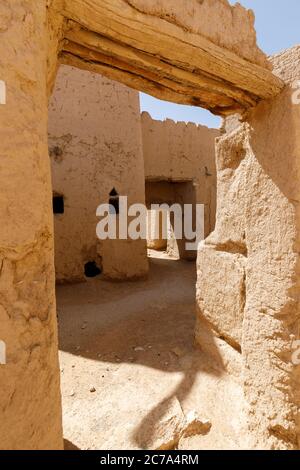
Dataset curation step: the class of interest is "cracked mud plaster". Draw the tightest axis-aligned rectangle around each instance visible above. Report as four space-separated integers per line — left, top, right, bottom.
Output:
0 0 62 450
196 47 300 449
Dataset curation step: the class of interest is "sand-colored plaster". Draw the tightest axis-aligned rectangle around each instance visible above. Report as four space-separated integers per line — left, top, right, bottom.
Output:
0 0 63 450
49 65 148 282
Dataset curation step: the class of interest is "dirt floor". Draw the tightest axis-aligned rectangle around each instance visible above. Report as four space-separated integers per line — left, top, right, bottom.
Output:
58 250 244 450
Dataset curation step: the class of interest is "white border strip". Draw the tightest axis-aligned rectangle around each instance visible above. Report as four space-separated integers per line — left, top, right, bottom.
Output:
0 80 6 105
0 340 6 365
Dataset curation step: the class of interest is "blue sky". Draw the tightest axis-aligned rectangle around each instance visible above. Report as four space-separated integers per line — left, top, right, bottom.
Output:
140 0 300 128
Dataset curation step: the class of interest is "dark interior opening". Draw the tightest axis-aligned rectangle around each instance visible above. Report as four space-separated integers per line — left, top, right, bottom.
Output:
109 188 118 197
109 188 120 214
53 195 64 214
84 261 102 278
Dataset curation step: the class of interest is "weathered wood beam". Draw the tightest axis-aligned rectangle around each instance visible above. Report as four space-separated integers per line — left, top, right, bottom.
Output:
57 0 284 115
61 50 206 109
63 24 259 111
61 38 248 115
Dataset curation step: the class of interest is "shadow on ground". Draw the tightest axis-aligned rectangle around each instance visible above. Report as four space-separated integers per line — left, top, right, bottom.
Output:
57 255 225 449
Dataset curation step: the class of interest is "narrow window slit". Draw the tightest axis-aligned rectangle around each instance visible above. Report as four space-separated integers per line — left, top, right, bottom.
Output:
109 188 119 214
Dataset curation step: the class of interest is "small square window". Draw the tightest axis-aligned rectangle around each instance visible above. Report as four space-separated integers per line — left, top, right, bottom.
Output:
53 195 64 214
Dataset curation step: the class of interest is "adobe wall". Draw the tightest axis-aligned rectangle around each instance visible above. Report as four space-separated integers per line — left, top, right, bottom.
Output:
0 0 63 449
48 65 148 282
142 112 219 238
196 46 300 449
126 0 268 69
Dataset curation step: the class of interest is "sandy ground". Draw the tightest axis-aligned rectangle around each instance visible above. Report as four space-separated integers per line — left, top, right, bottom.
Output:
58 250 244 450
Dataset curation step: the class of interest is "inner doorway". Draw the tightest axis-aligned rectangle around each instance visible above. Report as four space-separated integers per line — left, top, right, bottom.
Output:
146 180 198 261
